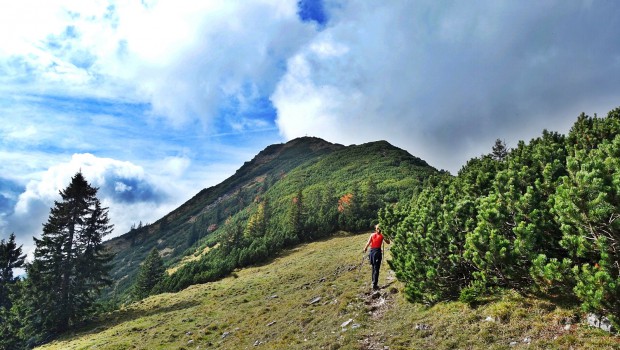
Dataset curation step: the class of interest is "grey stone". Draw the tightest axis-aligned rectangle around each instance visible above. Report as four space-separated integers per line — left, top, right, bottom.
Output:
309 296 322 305
587 313 616 333
341 319 353 328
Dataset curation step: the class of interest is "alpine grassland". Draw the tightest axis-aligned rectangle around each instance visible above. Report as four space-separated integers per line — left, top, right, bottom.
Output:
37 233 619 349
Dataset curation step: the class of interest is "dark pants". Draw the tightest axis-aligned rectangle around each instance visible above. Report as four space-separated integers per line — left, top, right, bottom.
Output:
369 248 382 288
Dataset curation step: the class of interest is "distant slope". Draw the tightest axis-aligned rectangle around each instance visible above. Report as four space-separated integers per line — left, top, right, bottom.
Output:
103 137 437 299
39 233 618 349
104 137 344 297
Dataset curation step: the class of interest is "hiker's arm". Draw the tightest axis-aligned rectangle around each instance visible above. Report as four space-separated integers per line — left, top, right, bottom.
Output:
363 235 372 252
384 236 391 244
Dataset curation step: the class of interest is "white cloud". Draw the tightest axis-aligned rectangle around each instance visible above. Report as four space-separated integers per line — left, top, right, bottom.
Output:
114 181 132 193
156 155 191 178
0 0 316 128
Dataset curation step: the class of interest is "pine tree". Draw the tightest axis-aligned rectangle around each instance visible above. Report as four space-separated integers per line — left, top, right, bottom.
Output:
0 233 25 309
491 138 508 161
0 233 26 349
287 190 304 242
187 223 200 247
244 201 268 239
26 172 113 336
361 177 381 227
550 110 620 329
132 248 165 300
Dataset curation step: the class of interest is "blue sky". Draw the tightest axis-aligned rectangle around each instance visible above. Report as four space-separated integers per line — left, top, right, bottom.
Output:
1 0 620 258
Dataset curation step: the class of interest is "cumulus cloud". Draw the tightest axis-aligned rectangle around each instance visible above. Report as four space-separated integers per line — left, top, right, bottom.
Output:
272 1 620 172
0 0 317 129
1 153 189 259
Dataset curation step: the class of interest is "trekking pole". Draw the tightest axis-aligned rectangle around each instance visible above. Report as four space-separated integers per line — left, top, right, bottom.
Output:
358 251 367 274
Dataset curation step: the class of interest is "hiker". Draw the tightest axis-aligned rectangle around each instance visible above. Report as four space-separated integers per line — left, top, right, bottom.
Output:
363 224 390 290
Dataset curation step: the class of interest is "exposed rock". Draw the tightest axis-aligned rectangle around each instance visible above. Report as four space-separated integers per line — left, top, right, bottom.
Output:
309 296 322 305
341 319 353 328
351 324 361 329
587 313 615 333
415 323 431 331
483 316 496 322
221 331 231 339
267 321 276 327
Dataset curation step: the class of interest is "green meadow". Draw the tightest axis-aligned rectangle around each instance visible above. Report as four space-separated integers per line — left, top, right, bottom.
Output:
38 233 619 350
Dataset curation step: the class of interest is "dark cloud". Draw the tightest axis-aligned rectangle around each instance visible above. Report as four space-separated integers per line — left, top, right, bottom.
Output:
100 174 167 204
274 1 620 172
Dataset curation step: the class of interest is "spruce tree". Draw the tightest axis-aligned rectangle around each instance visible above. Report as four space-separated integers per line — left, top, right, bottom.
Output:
0 233 26 349
287 190 304 243
26 172 113 336
132 248 165 300
491 138 508 161
0 233 25 309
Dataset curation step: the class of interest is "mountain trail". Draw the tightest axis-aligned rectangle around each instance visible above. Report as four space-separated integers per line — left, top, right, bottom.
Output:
358 269 398 350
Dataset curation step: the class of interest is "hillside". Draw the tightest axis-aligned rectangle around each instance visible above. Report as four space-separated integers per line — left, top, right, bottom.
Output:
103 137 343 296
38 233 619 349
103 137 436 299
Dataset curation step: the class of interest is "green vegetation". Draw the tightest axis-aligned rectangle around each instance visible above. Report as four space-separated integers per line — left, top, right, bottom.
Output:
156 139 435 294
36 234 618 350
132 248 166 300
383 108 620 330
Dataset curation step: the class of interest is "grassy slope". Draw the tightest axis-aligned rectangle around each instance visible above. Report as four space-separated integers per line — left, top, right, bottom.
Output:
39 234 619 350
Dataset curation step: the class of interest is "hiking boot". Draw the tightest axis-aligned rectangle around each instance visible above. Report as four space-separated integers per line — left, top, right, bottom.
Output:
372 285 379 290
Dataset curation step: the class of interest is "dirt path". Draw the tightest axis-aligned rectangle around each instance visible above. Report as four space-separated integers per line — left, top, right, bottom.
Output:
358 269 398 350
